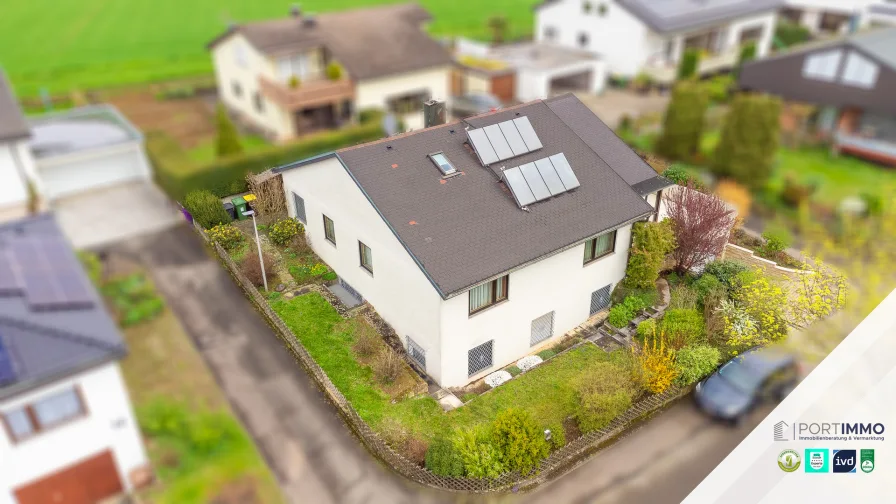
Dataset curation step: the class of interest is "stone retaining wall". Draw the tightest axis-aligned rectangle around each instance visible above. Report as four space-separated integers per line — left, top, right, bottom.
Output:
722 243 809 283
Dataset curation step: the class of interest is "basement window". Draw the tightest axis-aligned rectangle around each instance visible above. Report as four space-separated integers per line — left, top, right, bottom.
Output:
429 152 457 176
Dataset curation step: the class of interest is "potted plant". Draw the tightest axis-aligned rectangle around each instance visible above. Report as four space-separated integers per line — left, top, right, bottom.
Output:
632 72 653 95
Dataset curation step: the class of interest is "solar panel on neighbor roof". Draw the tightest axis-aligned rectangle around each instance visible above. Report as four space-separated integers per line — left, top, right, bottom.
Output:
549 153 580 191
498 120 528 156
9 238 94 310
0 252 20 293
0 338 15 386
484 125 514 161
467 128 499 165
513 117 543 151
519 162 551 201
534 158 566 196
503 167 537 207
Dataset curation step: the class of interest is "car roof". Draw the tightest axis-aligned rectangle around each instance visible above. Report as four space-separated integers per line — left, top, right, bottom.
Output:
730 347 795 376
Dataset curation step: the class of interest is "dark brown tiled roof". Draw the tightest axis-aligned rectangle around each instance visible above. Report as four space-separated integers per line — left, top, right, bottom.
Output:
288 94 654 297
0 71 30 142
209 3 453 80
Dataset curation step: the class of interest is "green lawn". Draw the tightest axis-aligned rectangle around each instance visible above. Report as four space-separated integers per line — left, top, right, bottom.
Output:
270 293 627 442
623 129 896 208
0 0 537 97
186 135 270 163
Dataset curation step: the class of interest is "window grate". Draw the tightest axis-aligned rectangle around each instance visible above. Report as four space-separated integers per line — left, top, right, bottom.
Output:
468 340 494 377
590 284 612 315
407 336 426 370
530 311 555 346
293 193 306 223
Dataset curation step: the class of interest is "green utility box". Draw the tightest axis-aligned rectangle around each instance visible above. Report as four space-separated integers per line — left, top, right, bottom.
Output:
231 196 249 220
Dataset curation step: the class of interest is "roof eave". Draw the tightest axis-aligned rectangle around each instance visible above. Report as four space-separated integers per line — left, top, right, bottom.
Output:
0 350 125 402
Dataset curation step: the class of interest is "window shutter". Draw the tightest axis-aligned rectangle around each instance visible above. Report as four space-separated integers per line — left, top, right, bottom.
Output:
590 284 612 315
293 193 306 223
468 340 494 376
530 311 555 346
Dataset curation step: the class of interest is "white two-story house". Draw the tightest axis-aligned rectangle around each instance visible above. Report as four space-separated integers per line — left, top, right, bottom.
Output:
0 214 149 504
535 0 779 84
274 94 671 388
207 3 453 141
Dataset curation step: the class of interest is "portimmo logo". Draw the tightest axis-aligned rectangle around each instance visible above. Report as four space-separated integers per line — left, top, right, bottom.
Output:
773 421 886 442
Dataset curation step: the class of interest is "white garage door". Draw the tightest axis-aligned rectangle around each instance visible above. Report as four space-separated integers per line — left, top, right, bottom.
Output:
38 143 148 200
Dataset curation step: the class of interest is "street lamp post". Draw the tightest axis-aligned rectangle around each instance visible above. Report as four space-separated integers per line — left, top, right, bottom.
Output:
243 210 267 291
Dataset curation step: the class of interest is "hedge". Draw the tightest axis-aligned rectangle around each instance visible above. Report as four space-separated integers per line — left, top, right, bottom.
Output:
148 120 386 201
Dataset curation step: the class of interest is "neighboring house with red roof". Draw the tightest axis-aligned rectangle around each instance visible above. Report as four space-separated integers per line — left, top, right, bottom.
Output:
274 94 672 387
0 214 149 504
207 3 454 141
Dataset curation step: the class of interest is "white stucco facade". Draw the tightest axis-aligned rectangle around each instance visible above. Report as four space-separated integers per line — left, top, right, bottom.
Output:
784 0 881 33
0 363 147 504
281 157 664 387
536 0 776 78
212 34 295 140
0 140 39 223
354 66 451 131
516 59 607 101
537 0 650 76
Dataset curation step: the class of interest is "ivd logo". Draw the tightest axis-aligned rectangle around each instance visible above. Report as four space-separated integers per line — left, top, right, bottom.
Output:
833 450 856 473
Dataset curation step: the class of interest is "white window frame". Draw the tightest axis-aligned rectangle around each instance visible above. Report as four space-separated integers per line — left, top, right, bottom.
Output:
840 50 879 89
802 49 843 81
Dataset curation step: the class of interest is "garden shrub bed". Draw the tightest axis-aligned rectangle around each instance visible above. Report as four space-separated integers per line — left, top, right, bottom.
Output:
269 291 642 475
730 228 804 269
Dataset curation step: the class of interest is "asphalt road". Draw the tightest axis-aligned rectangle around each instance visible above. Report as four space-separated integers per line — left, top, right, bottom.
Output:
117 224 773 504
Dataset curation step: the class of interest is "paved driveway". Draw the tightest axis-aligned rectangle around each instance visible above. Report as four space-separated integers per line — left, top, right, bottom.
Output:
109 225 457 504
577 89 670 129
54 181 180 249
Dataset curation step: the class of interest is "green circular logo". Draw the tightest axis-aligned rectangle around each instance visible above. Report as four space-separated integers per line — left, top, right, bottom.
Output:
778 449 801 472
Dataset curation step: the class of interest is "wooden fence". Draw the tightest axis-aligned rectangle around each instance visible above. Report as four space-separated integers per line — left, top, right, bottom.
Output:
207 237 692 492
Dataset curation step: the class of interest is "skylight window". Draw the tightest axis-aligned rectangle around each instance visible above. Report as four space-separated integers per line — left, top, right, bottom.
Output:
429 152 457 176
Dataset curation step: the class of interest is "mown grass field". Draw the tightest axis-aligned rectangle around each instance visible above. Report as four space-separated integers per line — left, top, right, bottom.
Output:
0 0 537 97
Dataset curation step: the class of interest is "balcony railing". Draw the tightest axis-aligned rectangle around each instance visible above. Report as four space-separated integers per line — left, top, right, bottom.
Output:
642 49 739 84
258 76 355 110
835 132 896 166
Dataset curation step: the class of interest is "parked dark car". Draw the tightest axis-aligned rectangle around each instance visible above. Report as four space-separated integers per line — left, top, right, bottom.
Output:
694 347 800 425
450 93 502 119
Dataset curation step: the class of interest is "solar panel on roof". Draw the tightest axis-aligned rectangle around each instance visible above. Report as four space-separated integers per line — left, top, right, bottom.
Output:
497 121 528 156
549 153 580 191
484 125 514 161
534 158 566 196
519 163 551 201
468 129 499 165
8 238 94 310
503 167 537 207
0 337 15 386
512 117 543 151
468 116 543 166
